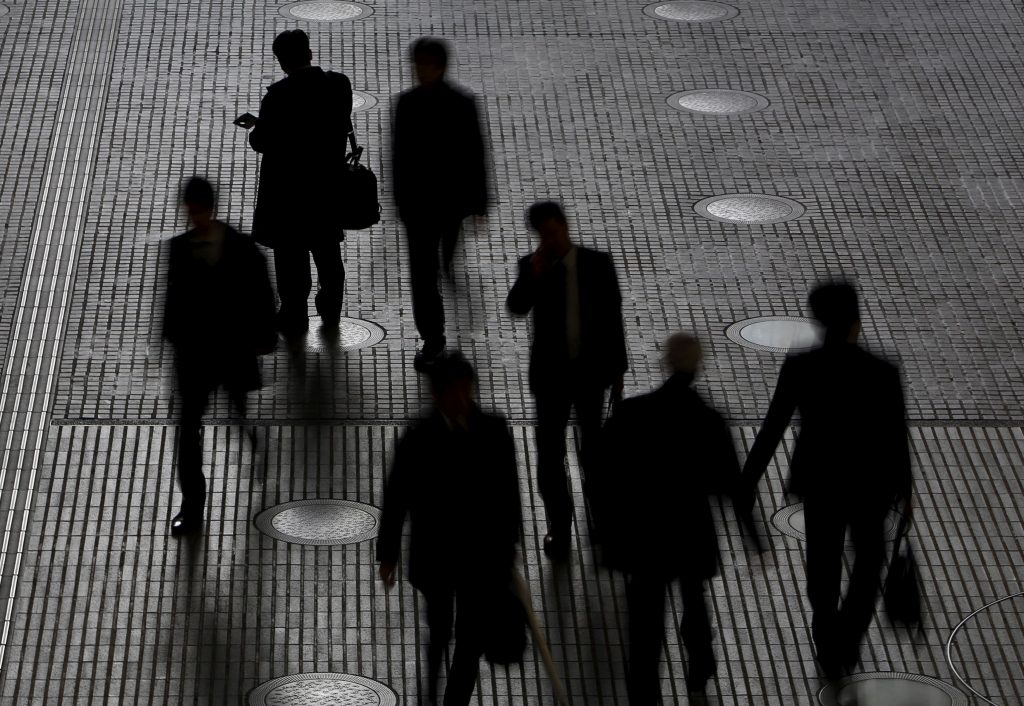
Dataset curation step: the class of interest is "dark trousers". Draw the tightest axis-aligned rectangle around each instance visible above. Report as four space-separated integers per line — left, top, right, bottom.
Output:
626 574 714 704
421 583 488 706
175 362 249 517
804 499 887 668
273 240 345 326
534 373 606 535
405 217 462 346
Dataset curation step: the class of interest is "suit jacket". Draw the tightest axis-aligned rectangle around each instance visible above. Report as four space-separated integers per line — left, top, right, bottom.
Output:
249 66 354 247
375 407 522 591
742 341 912 505
594 374 739 580
506 246 628 392
163 223 277 388
392 80 488 222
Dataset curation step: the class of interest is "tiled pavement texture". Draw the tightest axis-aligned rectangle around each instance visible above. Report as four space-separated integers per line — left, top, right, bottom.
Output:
2 424 1022 705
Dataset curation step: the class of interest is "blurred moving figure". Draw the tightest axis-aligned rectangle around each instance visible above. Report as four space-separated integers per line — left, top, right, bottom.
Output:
376 353 522 706
506 201 627 561
392 38 488 371
739 282 913 680
242 29 353 338
595 334 743 704
163 177 277 537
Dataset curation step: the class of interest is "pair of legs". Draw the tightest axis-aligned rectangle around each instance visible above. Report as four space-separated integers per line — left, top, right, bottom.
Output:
804 498 887 676
273 239 345 331
533 373 607 540
420 582 488 706
626 574 715 703
404 216 463 355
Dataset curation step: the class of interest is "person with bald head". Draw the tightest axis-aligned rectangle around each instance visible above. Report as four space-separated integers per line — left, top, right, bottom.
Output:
592 333 749 704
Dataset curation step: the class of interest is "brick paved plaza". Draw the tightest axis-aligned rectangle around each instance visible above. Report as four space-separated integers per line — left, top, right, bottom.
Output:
0 0 1022 703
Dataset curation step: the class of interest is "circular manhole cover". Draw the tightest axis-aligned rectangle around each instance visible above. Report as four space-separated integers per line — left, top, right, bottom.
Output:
725 316 821 353
668 89 770 116
278 0 373 22
249 673 398 705
947 591 1024 704
254 499 381 546
818 672 967 706
0 6 9 17
643 0 739 21
303 316 386 353
695 193 806 224
771 504 901 543
352 91 378 113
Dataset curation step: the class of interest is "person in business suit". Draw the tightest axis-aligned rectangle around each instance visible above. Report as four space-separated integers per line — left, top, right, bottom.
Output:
240 29 353 338
738 282 913 680
377 352 522 706
163 177 277 537
506 201 627 560
392 38 488 371
595 333 748 704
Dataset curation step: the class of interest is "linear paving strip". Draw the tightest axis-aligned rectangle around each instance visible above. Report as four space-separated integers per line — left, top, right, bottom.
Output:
0 0 124 674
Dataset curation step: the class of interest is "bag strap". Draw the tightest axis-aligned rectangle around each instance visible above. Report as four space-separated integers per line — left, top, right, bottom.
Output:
346 130 363 164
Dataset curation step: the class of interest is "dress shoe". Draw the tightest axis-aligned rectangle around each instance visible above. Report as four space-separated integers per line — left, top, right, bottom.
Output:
413 339 445 372
170 510 203 538
543 532 570 561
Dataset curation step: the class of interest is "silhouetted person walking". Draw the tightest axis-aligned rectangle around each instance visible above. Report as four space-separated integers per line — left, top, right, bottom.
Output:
377 353 521 705
507 201 627 560
392 38 488 370
241 29 353 338
596 334 743 704
739 282 912 680
163 178 277 537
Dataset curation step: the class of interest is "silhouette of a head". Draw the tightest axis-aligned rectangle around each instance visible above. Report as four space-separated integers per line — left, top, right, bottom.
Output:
182 177 216 229
429 352 476 420
273 29 313 73
808 282 860 340
527 201 571 254
411 38 448 85
664 333 702 377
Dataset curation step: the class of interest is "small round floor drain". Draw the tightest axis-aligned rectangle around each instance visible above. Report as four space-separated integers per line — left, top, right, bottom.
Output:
255 499 381 546
303 316 386 353
352 91 378 113
669 89 769 116
695 194 806 224
726 316 821 353
0 6 9 17
947 592 1024 703
643 0 739 21
771 504 901 543
818 672 967 706
278 0 372 22
249 673 398 705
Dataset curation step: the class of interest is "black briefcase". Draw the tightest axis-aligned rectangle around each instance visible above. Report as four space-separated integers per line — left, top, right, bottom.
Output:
484 580 528 665
884 509 923 626
339 132 381 231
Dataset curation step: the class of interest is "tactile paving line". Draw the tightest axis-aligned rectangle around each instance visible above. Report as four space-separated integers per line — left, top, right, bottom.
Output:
0 0 124 673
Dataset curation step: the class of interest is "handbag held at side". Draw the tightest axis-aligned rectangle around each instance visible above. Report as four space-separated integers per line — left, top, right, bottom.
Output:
339 131 381 231
884 504 924 627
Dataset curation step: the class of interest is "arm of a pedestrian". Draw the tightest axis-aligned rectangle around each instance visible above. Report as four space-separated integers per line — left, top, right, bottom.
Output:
890 367 913 510
248 94 273 153
741 360 799 490
499 422 523 549
250 246 278 354
466 98 489 214
162 242 181 344
506 257 537 316
375 432 414 570
606 255 629 378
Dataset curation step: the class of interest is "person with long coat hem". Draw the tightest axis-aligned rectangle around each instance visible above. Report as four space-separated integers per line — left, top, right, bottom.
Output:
377 353 522 706
738 282 913 680
506 201 627 560
595 334 745 704
163 177 277 537
241 29 353 338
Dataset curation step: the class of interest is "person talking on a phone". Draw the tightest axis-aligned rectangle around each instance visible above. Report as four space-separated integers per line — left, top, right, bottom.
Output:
506 201 628 561
238 29 353 339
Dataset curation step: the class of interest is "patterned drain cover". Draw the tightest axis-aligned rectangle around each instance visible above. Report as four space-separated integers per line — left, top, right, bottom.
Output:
668 89 769 115
0 6 8 17
643 0 739 21
303 316 386 353
249 673 398 705
278 0 373 22
725 316 821 353
818 672 967 706
352 91 378 113
771 504 901 543
947 591 1024 703
695 193 806 224
254 500 381 546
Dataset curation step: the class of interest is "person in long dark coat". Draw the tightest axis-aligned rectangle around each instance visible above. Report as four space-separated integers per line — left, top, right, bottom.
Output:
163 177 277 536
376 353 521 706
739 282 913 680
506 201 627 560
595 334 744 704
392 38 488 370
241 29 353 338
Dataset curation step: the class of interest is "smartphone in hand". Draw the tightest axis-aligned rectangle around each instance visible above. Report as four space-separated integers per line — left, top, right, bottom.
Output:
234 113 257 129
